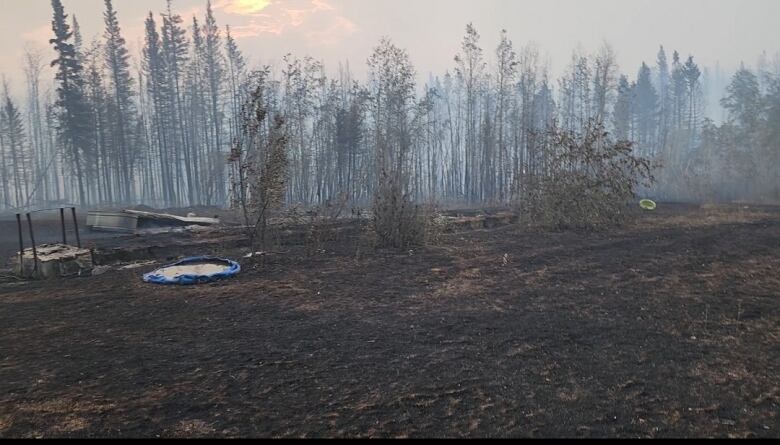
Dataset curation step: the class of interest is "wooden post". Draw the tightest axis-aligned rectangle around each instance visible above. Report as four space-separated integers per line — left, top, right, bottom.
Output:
60 208 67 245
16 214 24 276
26 213 38 274
71 207 81 248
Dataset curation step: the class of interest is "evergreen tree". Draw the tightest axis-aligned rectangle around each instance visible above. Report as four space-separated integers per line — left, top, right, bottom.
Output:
683 56 702 132
613 75 633 140
721 65 762 130
49 0 93 205
671 50 687 129
72 15 83 62
103 0 136 202
3 93 31 206
634 62 659 154
683 56 703 150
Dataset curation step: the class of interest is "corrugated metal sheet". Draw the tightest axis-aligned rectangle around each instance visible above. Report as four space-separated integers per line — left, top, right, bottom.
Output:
124 210 220 226
86 211 139 233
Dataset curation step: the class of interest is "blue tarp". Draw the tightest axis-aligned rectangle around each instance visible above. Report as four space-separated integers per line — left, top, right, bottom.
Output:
143 256 241 285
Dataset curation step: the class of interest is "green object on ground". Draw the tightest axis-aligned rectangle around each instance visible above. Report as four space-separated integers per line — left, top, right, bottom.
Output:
640 199 657 210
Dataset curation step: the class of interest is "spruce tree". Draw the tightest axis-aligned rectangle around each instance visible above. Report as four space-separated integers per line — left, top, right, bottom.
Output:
103 0 136 202
2 92 30 206
50 0 93 205
721 66 762 130
671 50 687 129
613 75 633 141
634 63 659 154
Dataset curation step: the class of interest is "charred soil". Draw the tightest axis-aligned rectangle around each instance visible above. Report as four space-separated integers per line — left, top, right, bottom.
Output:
0 203 778 438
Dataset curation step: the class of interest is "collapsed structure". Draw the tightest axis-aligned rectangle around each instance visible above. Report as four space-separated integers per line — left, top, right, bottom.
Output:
8 207 222 280
87 209 220 234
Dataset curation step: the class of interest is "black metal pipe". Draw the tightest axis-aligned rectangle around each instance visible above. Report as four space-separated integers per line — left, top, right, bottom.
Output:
60 207 67 245
71 207 81 248
26 213 38 274
16 214 24 276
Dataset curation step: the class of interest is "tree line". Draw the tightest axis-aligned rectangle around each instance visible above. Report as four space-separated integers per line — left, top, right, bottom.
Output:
0 1 778 211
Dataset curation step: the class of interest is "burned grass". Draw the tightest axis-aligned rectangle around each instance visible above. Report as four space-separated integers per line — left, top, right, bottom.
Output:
0 203 778 438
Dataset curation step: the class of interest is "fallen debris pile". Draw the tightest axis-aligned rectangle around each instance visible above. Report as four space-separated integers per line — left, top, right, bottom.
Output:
87 209 220 234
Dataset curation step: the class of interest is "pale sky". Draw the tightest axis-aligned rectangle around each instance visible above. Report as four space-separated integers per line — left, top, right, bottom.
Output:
1 0 779 97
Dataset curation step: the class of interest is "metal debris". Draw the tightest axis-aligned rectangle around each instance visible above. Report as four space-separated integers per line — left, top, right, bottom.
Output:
87 209 220 234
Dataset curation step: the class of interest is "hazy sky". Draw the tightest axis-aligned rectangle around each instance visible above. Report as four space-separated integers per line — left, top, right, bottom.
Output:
1 0 779 97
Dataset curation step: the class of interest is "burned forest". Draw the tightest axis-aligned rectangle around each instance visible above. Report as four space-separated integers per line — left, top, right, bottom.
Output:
0 0 778 439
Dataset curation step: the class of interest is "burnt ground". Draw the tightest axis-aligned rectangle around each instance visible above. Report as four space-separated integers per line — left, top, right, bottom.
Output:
0 203 778 438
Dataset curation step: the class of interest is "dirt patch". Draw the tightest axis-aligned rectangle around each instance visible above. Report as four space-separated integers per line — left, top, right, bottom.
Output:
0 203 778 438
